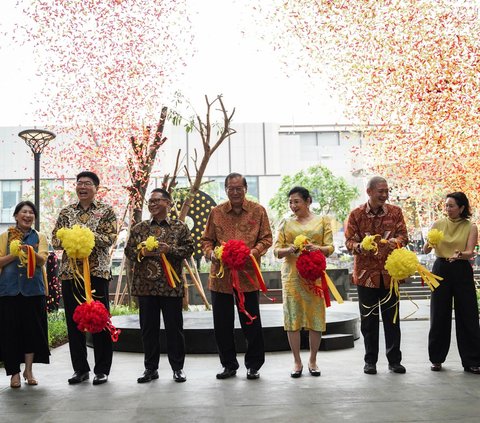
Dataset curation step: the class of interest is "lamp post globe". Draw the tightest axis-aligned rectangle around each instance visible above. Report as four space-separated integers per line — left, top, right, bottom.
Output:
18 129 56 231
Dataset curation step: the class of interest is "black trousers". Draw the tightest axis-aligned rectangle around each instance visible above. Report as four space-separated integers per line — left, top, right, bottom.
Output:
429 258 480 367
357 282 402 365
0 295 50 375
138 296 185 371
211 290 265 371
62 277 112 375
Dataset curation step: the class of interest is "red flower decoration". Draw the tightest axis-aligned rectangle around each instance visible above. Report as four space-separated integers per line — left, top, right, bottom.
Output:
296 250 327 282
221 239 251 271
73 300 111 334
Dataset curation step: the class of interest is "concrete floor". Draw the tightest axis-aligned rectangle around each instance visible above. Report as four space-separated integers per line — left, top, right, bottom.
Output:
1 301 479 423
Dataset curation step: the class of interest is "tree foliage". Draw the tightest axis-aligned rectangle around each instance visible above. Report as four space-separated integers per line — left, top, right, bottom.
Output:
246 0 480 223
269 165 359 222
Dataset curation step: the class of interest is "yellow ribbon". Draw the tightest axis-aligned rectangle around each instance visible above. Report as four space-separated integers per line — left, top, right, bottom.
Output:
324 272 344 304
160 253 180 288
214 245 225 278
362 279 400 323
416 265 442 291
83 258 93 303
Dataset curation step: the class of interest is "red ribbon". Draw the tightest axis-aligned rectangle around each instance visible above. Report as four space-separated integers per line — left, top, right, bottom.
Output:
26 245 36 279
231 270 257 325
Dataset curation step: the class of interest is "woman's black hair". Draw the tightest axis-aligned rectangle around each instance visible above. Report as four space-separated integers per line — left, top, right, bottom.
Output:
13 200 38 219
288 186 312 202
446 191 472 219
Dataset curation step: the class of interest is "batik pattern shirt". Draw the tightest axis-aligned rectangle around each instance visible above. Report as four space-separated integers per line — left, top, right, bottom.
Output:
201 199 272 294
124 218 194 297
345 203 408 288
52 201 117 280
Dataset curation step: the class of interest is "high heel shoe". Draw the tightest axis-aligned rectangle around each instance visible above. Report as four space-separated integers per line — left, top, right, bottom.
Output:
23 371 38 386
10 374 21 389
308 367 321 377
290 366 303 378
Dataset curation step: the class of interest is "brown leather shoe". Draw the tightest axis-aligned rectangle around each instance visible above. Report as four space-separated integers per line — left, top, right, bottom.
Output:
430 363 442 372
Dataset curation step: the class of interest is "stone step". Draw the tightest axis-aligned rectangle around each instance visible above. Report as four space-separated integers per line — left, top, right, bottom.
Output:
320 333 354 351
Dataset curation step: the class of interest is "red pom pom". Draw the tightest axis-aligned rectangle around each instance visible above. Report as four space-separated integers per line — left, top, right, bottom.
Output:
73 300 110 333
222 239 251 271
296 250 326 282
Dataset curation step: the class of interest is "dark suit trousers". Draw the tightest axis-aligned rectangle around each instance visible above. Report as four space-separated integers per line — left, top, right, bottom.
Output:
358 282 402 365
62 277 113 375
138 296 185 371
211 290 265 371
429 258 480 367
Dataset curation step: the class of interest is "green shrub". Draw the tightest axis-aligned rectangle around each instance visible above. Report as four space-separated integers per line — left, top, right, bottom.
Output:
111 304 139 316
48 310 68 349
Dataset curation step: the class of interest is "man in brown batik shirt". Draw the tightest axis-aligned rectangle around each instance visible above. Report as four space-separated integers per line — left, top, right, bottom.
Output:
345 176 408 375
125 188 193 383
201 173 272 380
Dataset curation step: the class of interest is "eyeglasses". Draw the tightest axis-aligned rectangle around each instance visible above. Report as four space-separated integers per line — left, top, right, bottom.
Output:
76 181 95 187
147 198 169 205
226 187 245 194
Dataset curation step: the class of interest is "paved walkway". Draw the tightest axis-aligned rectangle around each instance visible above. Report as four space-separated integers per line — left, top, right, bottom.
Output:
1 300 479 423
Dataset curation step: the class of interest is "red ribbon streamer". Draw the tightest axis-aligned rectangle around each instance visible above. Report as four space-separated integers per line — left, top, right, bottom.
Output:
231 270 257 325
26 245 35 279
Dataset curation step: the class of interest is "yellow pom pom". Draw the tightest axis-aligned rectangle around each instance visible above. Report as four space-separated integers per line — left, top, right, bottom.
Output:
361 235 379 252
10 239 22 257
427 229 444 247
57 225 95 259
145 236 159 251
385 249 419 280
214 245 224 260
294 235 309 252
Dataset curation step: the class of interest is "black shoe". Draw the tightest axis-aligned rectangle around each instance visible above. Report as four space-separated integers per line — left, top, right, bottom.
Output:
92 373 108 385
290 366 303 378
431 363 442 372
173 369 186 383
68 371 89 384
363 363 377 375
137 369 159 384
308 367 321 377
464 366 480 374
388 363 406 374
246 368 260 380
216 368 237 379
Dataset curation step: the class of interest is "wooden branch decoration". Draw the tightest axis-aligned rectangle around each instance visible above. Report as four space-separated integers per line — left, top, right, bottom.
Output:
178 95 236 222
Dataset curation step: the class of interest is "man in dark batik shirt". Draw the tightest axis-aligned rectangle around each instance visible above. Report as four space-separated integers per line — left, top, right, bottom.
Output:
125 188 194 383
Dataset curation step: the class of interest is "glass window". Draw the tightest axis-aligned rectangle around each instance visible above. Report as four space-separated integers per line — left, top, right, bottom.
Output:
1 180 21 222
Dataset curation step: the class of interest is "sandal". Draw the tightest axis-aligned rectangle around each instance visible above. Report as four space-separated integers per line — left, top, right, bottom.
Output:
10 374 21 389
23 371 38 386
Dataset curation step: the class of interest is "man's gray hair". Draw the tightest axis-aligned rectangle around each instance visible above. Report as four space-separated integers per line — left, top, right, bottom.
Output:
367 176 387 190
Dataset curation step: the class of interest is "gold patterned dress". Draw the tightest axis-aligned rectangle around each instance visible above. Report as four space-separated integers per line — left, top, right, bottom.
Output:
274 215 334 332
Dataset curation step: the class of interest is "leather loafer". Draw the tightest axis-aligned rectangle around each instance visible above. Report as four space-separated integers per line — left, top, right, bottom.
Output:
363 363 377 375
137 369 159 384
216 368 237 379
173 369 186 383
290 366 303 378
431 363 442 372
308 367 321 377
464 366 480 374
92 373 108 385
246 368 260 380
388 363 406 374
68 371 89 385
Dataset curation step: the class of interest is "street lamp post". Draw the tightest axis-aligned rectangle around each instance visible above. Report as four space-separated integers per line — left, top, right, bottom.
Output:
18 129 56 231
